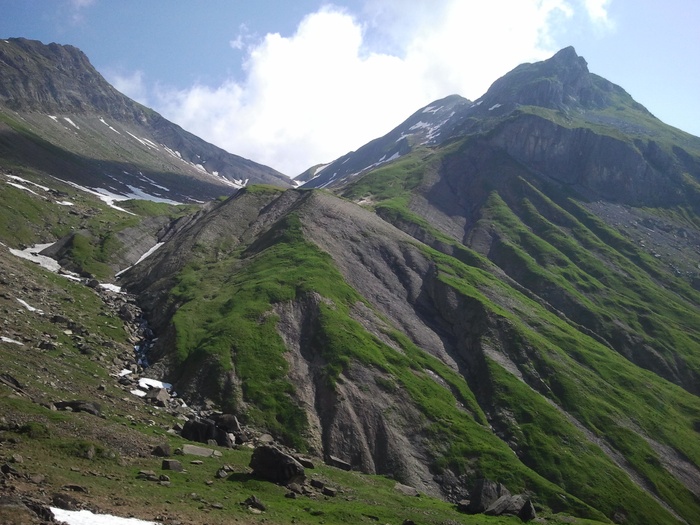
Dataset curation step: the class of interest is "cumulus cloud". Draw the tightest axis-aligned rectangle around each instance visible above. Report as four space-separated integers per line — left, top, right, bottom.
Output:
150 0 613 176
107 69 149 105
66 0 95 24
583 0 615 28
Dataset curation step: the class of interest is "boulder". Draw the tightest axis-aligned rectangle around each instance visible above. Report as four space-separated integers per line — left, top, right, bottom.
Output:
181 418 234 447
518 499 537 522
151 444 171 457
249 445 305 485
466 479 510 514
161 459 183 472
484 494 526 516
54 400 101 416
181 444 216 457
394 482 420 497
146 388 170 407
326 455 352 471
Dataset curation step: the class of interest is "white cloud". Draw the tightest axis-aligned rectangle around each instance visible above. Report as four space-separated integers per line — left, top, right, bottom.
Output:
107 69 149 106
583 0 614 29
149 0 612 176
67 0 95 24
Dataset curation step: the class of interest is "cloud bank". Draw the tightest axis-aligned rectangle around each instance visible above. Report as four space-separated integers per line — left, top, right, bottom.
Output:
119 0 613 176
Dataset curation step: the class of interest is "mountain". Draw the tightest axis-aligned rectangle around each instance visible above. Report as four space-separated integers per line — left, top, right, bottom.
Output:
2 44 700 525
0 38 291 203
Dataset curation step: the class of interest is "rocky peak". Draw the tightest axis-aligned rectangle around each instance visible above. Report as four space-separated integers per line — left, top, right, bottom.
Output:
0 37 147 121
479 45 610 111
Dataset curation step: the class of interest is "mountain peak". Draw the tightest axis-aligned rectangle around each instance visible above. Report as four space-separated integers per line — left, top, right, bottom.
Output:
479 46 607 111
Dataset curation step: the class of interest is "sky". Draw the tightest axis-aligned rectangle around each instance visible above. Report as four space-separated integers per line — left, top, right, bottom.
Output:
0 0 698 176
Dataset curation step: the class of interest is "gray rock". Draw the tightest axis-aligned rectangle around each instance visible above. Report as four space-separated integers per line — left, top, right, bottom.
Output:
54 400 101 416
242 495 266 511
181 444 215 457
146 388 170 407
394 482 420 497
326 455 352 471
152 444 171 457
484 494 526 516
162 459 183 471
518 499 537 522
249 445 305 485
466 479 510 514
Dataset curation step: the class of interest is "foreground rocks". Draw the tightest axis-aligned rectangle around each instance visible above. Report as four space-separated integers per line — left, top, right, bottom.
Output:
457 478 536 521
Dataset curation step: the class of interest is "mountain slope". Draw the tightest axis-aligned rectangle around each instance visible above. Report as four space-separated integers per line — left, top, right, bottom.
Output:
115 47 700 525
0 37 291 203
120 183 700 524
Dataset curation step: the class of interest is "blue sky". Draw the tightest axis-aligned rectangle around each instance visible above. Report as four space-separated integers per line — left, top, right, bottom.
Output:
1 0 698 175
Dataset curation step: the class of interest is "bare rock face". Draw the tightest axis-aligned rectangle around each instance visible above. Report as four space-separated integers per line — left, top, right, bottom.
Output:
249 445 305 485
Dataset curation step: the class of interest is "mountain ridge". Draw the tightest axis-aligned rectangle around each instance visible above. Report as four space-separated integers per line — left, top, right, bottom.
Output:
0 37 291 203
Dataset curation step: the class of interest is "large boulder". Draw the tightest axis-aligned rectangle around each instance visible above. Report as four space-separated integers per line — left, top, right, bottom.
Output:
181 418 234 447
484 494 526 516
465 479 510 514
249 445 305 485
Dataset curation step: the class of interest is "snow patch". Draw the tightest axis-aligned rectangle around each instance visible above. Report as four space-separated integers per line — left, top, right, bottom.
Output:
1 336 23 346
63 117 79 129
55 178 134 214
6 182 40 195
130 389 148 397
126 131 153 148
9 243 61 272
139 377 172 390
409 121 431 131
50 507 160 525
488 103 502 111
99 283 123 293
16 298 43 314
6 175 50 191
99 117 121 135
115 242 165 277
422 105 443 114
56 200 75 206
125 185 182 204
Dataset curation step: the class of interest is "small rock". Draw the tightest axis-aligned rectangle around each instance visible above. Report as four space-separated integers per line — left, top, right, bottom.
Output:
310 479 324 489
52 493 81 510
181 444 215 457
295 456 315 469
162 459 183 472
215 468 228 479
242 495 266 512
322 486 338 497
326 455 352 471
152 444 171 457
